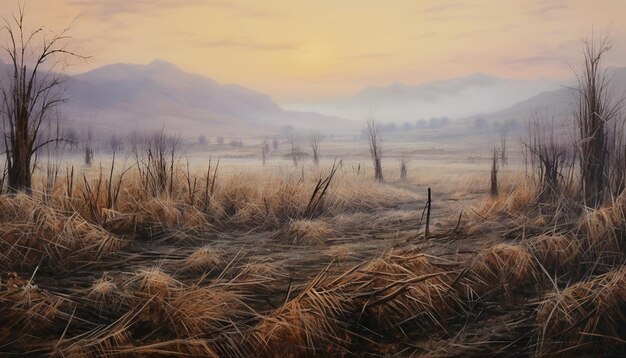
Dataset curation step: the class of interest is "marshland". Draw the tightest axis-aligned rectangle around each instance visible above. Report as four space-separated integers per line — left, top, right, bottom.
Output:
2 2 626 357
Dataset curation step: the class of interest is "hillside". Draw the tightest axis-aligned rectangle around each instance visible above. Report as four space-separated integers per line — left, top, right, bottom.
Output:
0 59 356 137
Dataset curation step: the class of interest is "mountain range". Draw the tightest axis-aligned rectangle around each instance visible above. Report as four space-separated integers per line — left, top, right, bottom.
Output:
65 60 360 137
2 58 626 139
477 67 626 125
287 73 562 122
0 59 356 138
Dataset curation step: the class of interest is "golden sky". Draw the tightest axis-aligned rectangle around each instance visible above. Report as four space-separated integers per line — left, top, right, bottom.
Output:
14 0 626 102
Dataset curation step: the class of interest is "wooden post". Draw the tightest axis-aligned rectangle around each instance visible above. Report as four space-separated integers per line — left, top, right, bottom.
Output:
425 188 431 239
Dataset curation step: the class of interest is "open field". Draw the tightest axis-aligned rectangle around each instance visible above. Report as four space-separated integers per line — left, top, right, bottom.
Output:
1 138 624 357
2 1 626 356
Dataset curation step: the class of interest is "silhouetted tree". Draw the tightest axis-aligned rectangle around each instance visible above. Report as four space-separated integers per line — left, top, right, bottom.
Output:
367 117 383 182
575 35 622 207
310 133 320 165
0 6 84 192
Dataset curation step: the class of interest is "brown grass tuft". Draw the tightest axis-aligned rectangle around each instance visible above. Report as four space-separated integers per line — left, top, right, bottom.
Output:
526 234 582 276
536 266 626 356
0 194 123 273
274 219 334 245
253 287 349 357
182 245 223 272
0 272 72 351
467 243 537 299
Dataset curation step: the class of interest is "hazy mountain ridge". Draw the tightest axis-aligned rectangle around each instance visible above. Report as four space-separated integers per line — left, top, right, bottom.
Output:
287 72 560 122
66 60 359 136
479 67 626 124
0 59 355 137
4 56 626 138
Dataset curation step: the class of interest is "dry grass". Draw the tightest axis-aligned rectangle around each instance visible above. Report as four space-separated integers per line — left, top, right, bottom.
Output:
182 245 224 272
536 266 626 356
465 243 537 300
0 272 73 352
1 158 625 356
274 219 334 245
340 248 463 338
253 287 349 357
526 234 582 277
0 194 123 272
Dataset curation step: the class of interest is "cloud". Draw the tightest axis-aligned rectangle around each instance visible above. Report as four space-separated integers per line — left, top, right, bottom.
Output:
200 36 299 52
422 1 468 13
526 0 569 16
70 0 274 20
70 0 201 17
413 32 437 39
499 55 566 67
453 25 516 38
340 53 392 60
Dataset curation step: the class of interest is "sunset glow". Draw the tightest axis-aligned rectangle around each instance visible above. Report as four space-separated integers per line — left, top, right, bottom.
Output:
20 0 626 102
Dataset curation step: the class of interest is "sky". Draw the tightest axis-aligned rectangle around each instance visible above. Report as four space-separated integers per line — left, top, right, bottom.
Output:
9 0 626 103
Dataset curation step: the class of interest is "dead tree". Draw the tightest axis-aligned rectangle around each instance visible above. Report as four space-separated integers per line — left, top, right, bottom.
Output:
261 140 270 166
0 6 84 192
400 155 408 180
367 117 383 182
500 125 508 166
84 127 93 167
310 133 320 165
575 35 622 207
290 141 299 166
522 114 574 199
490 147 499 197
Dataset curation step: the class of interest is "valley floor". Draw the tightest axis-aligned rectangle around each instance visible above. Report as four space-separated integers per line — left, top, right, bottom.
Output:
1 152 624 357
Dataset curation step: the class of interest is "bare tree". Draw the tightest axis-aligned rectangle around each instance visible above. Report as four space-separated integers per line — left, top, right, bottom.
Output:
272 137 279 151
0 6 84 192
367 117 383 182
290 141 300 166
310 133 320 165
574 35 623 207
522 114 575 199
261 140 270 166
83 126 93 166
109 134 122 152
400 154 407 180
490 147 499 197
500 125 508 166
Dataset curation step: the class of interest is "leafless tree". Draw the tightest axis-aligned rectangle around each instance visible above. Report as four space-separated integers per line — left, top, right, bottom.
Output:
0 5 84 192
522 114 575 198
84 126 93 167
574 35 623 207
367 117 383 182
400 154 407 180
490 147 499 197
310 133 320 165
261 140 270 166
109 134 122 152
272 137 279 151
290 141 300 166
500 125 508 166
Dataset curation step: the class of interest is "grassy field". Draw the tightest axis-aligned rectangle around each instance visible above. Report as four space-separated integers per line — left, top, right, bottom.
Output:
0 138 625 357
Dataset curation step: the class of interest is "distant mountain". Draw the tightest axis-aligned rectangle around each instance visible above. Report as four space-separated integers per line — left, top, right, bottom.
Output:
0 59 356 137
479 67 626 125
287 72 559 122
